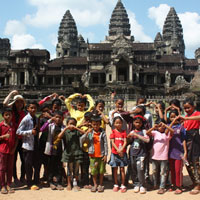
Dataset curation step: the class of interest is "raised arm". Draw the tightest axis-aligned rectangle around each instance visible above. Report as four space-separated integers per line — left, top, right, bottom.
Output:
84 94 94 112
128 130 150 143
38 93 58 106
3 90 18 107
64 93 81 112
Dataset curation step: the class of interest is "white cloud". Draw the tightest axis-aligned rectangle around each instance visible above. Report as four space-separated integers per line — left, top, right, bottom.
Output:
148 4 170 30
4 20 26 36
128 11 152 42
11 34 44 50
25 0 116 28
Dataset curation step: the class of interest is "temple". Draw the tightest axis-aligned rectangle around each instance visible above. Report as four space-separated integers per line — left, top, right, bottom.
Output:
0 0 199 99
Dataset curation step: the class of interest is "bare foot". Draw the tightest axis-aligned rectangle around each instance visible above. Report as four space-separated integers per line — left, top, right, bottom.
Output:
67 185 72 191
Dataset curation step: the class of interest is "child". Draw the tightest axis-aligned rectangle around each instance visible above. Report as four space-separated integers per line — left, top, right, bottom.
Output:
109 116 128 193
167 110 187 194
146 121 174 194
81 115 108 192
127 115 150 194
179 98 200 195
0 107 16 194
16 101 40 190
153 101 166 124
56 117 85 191
40 111 65 190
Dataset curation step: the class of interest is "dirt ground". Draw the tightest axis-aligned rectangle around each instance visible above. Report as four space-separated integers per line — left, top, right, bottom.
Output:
1 126 200 200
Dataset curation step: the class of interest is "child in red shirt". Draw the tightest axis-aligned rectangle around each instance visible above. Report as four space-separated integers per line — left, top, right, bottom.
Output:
0 107 16 194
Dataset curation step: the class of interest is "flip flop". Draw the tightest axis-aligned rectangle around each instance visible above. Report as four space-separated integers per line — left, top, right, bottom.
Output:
91 185 97 192
190 189 199 195
97 185 104 192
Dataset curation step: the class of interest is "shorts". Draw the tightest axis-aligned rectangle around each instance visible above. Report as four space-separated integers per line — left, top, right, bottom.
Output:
109 153 128 167
90 157 106 175
65 161 80 177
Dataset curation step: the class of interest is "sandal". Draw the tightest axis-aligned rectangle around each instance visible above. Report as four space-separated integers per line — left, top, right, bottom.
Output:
113 185 119 192
120 185 127 193
168 185 175 192
190 189 199 195
7 186 15 193
1 187 8 194
97 185 104 192
91 185 97 192
174 188 182 194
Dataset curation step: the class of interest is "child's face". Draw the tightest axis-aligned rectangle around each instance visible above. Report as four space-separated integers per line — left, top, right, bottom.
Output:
114 118 123 131
137 98 145 105
77 102 85 111
91 121 101 132
133 118 142 130
169 112 178 123
42 107 50 114
27 104 37 116
3 111 12 123
96 103 104 112
15 99 24 110
67 119 76 126
155 103 163 114
183 103 195 115
52 103 61 112
158 124 165 133
54 114 63 125
115 99 124 110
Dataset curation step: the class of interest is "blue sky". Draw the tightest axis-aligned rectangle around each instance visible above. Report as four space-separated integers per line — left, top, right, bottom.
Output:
1 0 200 59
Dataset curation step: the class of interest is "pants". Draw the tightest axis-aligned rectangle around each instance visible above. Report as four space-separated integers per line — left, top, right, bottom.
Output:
23 150 40 187
0 152 15 187
130 156 145 187
13 139 25 180
152 159 168 189
169 158 183 188
48 155 63 185
80 152 90 185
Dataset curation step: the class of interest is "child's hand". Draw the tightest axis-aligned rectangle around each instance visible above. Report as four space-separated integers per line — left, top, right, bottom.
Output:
51 93 58 99
165 105 172 111
51 116 56 122
32 129 37 136
58 95 65 101
43 112 52 119
102 155 107 163
128 132 137 138
11 90 19 96
68 125 75 130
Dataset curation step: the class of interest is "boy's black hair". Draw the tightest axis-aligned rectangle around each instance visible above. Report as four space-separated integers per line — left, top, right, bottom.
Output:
136 105 146 115
76 96 87 105
2 107 12 116
113 116 123 124
84 111 92 119
52 98 62 107
27 101 39 108
66 117 77 125
91 115 101 122
53 110 63 117
183 98 194 106
132 116 145 130
115 97 124 103
157 101 165 111
136 97 146 104
169 109 179 118
95 99 105 107
169 99 181 108
40 104 50 111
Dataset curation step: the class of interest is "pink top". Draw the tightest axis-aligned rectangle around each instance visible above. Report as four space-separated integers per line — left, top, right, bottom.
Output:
151 130 171 160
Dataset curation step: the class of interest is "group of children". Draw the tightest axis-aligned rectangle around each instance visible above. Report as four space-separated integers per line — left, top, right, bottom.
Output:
0 90 200 196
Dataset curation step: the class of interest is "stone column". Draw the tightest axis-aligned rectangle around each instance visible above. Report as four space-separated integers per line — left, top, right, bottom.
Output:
11 72 15 85
14 72 18 85
112 65 117 82
25 71 29 85
154 75 158 84
129 64 133 83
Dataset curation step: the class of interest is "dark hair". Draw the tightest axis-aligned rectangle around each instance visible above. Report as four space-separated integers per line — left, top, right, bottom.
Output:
136 105 146 115
136 97 146 104
95 99 105 107
66 117 77 125
157 101 165 111
183 98 194 106
52 99 62 107
132 116 145 130
53 110 63 117
76 96 87 105
115 97 124 103
113 116 123 124
169 109 179 118
169 99 180 108
2 107 12 116
27 101 39 108
84 112 92 119
91 115 101 122
40 104 50 111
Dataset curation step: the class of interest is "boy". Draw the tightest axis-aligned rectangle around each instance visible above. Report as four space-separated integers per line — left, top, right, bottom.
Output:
0 107 16 194
16 101 40 190
40 110 65 190
81 115 108 192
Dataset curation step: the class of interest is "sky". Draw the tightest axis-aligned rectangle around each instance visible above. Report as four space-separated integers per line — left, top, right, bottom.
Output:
1 0 200 59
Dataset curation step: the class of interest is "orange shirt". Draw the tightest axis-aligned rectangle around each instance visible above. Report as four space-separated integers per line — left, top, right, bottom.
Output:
89 132 101 158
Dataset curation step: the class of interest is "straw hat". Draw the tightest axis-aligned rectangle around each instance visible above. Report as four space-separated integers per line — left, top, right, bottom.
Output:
8 94 26 107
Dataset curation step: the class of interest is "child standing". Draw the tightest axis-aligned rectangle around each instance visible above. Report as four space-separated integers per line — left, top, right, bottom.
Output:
81 115 108 192
40 111 65 190
127 115 150 194
56 117 85 191
16 101 40 190
146 121 174 194
0 107 16 194
168 110 187 194
109 116 128 193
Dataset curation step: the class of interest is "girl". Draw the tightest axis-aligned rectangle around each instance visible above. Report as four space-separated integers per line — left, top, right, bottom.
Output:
179 98 200 195
56 117 85 191
168 110 187 194
109 116 128 193
146 121 174 194
3 90 26 186
127 115 150 194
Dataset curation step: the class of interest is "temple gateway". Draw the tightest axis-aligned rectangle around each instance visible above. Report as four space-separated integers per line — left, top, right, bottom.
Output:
0 0 200 99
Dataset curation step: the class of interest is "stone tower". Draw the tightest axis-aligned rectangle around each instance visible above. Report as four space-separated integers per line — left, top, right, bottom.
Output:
56 10 78 58
106 0 134 42
162 7 185 55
